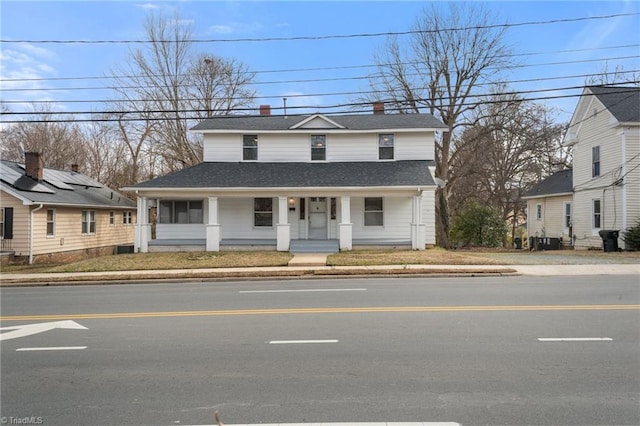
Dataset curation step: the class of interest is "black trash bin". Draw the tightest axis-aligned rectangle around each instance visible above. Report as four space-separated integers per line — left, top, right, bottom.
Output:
598 230 619 252
514 237 522 249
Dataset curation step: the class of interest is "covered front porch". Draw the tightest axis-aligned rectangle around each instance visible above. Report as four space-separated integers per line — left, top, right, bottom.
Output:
135 192 429 254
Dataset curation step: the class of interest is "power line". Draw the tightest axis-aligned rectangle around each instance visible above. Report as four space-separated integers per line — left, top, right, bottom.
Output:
2 12 638 44
1 43 637 84
2 84 638 124
2 54 638 93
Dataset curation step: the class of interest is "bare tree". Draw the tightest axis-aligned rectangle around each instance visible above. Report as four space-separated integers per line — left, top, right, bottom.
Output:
449 88 566 244
110 11 256 173
365 3 513 247
585 63 640 86
0 105 88 170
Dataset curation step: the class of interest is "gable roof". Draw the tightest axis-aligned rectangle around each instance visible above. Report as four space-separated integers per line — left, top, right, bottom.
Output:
126 160 436 190
1 160 135 208
588 85 640 123
191 113 447 132
522 169 573 199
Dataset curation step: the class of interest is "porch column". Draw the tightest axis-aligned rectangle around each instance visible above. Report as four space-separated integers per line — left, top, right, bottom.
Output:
411 195 425 250
206 196 220 252
136 196 149 253
277 196 290 251
339 195 352 250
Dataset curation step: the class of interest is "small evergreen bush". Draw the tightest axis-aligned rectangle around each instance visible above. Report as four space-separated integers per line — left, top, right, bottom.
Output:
622 220 640 251
451 200 508 248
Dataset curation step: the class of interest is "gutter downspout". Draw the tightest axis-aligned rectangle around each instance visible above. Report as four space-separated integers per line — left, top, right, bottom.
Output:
29 204 44 265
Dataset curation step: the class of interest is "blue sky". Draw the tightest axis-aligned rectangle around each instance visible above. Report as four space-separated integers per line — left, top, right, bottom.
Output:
1 1 639 124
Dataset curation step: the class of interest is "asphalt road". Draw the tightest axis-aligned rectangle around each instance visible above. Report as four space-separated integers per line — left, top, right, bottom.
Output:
1 275 639 426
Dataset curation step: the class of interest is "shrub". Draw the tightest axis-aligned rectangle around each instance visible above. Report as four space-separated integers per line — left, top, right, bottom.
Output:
451 200 508 248
622 220 640 250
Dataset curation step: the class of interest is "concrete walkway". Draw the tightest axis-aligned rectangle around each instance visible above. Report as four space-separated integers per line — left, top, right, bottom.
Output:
1 262 638 286
287 253 329 267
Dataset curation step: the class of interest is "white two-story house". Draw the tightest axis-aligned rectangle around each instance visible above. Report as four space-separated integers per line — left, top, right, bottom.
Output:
124 103 446 252
564 86 640 250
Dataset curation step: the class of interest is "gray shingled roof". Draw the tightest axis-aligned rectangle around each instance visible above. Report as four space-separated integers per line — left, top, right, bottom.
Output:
1 160 135 208
191 113 447 131
522 169 573 198
130 161 436 189
588 86 640 123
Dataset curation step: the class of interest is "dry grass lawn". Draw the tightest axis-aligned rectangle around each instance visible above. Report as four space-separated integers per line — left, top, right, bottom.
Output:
327 248 504 266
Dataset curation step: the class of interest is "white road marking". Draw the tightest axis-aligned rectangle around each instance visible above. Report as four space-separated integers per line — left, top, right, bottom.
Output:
16 346 87 351
240 288 366 293
268 339 339 344
186 422 461 426
0 320 88 341
538 337 613 342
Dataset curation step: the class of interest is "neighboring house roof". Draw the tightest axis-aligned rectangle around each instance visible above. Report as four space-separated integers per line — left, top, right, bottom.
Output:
588 85 640 124
127 160 436 189
0 160 135 208
191 113 448 132
522 169 573 199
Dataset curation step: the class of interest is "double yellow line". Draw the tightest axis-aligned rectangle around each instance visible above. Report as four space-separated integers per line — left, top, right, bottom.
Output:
1 304 639 322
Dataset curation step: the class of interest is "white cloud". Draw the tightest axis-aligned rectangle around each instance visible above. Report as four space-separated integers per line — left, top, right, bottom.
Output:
135 3 160 10
208 21 264 35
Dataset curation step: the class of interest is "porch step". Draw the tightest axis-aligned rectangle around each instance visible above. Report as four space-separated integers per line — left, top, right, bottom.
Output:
290 239 339 254
288 253 329 267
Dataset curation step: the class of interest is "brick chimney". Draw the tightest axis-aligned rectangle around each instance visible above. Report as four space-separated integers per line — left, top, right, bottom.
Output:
71 164 79 173
25 152 44 181
373 101 385 115
259 105 271 116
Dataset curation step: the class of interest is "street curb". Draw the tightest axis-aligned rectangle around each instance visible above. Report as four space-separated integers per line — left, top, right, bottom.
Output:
0 268 519 287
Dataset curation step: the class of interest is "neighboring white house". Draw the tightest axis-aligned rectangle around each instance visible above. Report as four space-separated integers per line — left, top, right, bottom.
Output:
564 85 640 250
124 103 447 253
522 169 573 246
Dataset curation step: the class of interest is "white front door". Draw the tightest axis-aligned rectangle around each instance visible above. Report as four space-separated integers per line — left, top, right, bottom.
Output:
308 197 327 239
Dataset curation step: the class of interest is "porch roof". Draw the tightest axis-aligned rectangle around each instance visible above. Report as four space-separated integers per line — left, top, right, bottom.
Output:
126 160 436 190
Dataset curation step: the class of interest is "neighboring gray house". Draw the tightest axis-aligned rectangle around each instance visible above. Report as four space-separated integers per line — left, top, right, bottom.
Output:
522 169 573 244
1 153 136 263
124 103 447 253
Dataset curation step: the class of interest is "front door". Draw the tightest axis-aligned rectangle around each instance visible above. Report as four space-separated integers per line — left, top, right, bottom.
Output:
308 197 327 239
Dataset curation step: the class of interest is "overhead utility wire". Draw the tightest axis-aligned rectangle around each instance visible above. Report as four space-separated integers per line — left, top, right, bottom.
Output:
5 69 637 106
2 43 636 83
3 84 638 124
2 54 637 93
2 13 637 44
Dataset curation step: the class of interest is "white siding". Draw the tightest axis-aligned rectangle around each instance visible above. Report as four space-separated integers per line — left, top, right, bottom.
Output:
422 189 436 245
351 196 412 240
0 191 30 257
622 128 640 249
526 195 572 239
202 131 436 163
156 224 205 239
219 198 278 239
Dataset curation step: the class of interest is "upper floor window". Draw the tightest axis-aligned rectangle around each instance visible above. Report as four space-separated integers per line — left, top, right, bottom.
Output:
109 211 115 225
243 135 258 161
593 199 601 229
254 198 273 227
311 135 326 161
592 146 600 177
159 201 203 224
82 210 96 234
123 211 133 225
364 197 384 226
536 204 542 221
46 209 55 237
379 134 394 160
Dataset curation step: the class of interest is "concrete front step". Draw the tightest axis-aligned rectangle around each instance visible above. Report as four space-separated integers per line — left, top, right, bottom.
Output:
287 253 329 267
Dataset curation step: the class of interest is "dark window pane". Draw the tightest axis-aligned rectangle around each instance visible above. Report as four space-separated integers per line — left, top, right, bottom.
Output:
189 201 203 223
365 212 383 226
311 135 326 161
243 147 257 161
159 201 172 223
365 197 383 211
299 198 305 220
254 198 273 212
254 212 273 227
175 201 188 224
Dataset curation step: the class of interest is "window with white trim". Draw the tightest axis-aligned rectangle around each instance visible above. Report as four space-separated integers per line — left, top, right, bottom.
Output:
564 202 571 228
243 135 258 161
159 201 203 224
311 135 326 161
123 211 133 225
592 146 600 177
109 211 115 225
364 197 383 226
46 209 55 237
378 134 394 160
536 204 542 220
593 199 601 229
254 198 273 227
82 210 96 234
